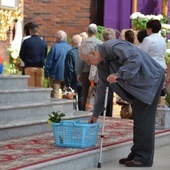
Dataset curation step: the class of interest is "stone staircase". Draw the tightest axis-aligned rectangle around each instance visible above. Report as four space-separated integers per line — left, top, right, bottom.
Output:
2 75 170 170
0 75 91 140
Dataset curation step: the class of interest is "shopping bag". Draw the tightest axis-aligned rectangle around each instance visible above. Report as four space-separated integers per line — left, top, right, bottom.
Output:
85 82 96 112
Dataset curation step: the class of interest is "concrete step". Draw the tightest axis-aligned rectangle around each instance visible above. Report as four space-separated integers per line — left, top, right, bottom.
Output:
0 87 52 106
0 110 92 140
0 99 75 125
0 75 93 142
0 75 29 90
16 129 170 170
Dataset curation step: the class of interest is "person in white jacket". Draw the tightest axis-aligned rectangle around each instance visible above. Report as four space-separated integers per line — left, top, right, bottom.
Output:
140 19 166 69
140 19 167 100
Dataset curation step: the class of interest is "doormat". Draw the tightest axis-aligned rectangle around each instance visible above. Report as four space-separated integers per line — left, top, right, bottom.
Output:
0 117 169 170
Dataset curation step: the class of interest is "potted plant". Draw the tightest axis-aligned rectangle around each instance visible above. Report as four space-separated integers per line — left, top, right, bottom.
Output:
48 111 65 126
48 111 65 144
130 12 170 39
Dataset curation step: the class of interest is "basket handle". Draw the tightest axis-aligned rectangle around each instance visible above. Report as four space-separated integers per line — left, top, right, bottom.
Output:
61 120 76 126
76 118 89 124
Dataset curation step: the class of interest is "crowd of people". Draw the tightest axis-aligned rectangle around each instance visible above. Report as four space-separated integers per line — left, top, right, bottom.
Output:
19 20 169 167
19 20 169 111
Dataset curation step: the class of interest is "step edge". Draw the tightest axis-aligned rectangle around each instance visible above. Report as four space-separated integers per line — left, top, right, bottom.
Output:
0 100 74 110
0 113 92 129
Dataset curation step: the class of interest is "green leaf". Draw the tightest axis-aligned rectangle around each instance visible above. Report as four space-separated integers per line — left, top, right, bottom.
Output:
48 111 65 123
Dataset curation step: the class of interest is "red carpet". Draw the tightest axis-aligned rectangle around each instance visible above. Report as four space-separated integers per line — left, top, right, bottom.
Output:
0 117 169 170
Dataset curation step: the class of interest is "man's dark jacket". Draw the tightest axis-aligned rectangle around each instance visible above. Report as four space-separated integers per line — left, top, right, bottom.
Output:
20 35 47 68
93 39 165 118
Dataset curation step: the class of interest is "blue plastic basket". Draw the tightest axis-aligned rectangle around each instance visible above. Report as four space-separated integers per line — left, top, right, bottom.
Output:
52 118 101 148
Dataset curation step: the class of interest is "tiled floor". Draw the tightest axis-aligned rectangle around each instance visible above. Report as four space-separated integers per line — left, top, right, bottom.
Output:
87 144 170 170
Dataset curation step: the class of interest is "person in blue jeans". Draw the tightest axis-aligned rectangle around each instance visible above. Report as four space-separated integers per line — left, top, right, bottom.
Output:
45 30 72 98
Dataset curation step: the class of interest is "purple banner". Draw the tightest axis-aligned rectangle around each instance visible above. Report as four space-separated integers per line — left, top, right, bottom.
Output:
104 0 132 31
104 0 164 32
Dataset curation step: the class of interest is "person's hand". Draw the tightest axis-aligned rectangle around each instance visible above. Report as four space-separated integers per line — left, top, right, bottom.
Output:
107 74 118 84
88 116 97 124
77 74 82 82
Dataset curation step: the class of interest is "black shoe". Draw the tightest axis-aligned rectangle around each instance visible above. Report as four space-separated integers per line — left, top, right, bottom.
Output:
125 160 152 167
119 157 132 164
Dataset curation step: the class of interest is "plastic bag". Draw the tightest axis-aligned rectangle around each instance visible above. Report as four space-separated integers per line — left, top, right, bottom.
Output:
85 82 96 112
88 65 98 83
62 87 74 99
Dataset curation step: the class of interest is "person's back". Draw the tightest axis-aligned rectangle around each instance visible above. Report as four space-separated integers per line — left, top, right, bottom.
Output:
142 34 166 68
100 27 116 117
77 23 102 110
65 34 83 110
22 37 47 68
45 30 72 80
45 30 72 98
140 20 166 69
65 34 82 89
20 24 47 87
20 24 47 68
78 24 103 74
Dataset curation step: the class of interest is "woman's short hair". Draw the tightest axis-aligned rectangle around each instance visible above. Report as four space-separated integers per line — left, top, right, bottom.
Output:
125 30 135 44
137 29 148 43
146 20 161 33
80 32 88 41
102 28 116 41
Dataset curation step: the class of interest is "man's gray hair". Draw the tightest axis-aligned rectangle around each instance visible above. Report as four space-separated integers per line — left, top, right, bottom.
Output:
72 34 82 46
55 30 67 41
79 41 98 56
88 23 98 35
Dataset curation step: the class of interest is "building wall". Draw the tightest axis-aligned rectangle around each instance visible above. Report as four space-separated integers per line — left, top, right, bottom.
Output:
0 0 96 60
24 0 96 46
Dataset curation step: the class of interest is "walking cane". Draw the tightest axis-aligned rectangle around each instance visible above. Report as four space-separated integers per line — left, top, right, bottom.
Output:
97 83 109 168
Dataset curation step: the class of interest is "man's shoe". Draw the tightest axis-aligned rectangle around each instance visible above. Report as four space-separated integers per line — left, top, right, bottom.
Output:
125 160 151 167
119 158 131 164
